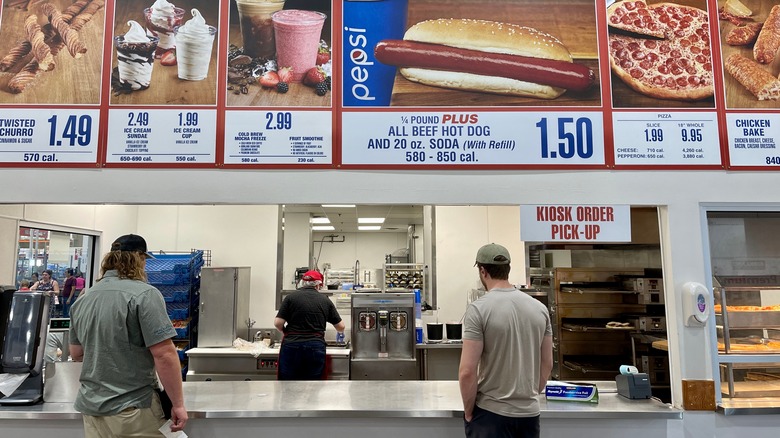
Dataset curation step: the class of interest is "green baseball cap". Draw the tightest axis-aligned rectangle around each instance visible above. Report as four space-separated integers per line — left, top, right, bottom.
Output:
475 243 511 266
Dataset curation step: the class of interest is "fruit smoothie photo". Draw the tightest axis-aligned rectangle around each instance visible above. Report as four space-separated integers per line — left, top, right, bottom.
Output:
272 9 326 82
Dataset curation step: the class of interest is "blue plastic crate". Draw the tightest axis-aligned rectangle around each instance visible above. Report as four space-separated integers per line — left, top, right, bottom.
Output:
167 302 190 320
146 251 204 279
147 270 183 285
158 285 190 302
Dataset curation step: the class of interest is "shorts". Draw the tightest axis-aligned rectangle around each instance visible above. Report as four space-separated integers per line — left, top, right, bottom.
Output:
82 391 166 437
464 404 540 438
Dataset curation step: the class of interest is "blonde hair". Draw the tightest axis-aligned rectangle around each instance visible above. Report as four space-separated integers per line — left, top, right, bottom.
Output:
99 250 148 282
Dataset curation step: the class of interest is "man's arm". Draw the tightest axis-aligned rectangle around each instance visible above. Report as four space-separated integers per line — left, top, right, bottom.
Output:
538 334 553 393
333 320 346 332
274 317 286 333
458 338 483 422
149 339 188 432
69 344 84 361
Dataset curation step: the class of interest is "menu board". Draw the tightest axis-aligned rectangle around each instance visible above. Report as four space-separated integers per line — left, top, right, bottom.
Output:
0 0 777 171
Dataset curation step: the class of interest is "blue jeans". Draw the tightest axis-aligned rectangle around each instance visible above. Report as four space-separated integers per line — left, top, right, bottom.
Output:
464 405 540 438
278 340 326 380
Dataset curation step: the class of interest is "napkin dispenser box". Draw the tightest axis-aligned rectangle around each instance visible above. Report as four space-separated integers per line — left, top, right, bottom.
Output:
616 373 652 399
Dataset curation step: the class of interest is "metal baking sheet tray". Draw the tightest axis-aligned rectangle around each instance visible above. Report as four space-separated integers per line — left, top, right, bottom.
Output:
718 311 780 328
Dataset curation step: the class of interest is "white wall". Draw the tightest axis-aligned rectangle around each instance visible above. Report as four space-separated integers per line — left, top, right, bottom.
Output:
0 217 17 285
313 231 408 272
434 206 526 323
137 205 279 326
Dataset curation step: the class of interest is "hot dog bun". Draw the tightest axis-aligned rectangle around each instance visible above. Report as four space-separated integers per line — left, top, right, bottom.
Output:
399 19 574 99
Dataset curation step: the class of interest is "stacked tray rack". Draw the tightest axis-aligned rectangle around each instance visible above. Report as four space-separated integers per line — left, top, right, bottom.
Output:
146 250 206 379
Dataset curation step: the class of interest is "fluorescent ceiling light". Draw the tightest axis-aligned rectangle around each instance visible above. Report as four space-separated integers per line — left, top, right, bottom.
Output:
358 217 385 224
312 225 335 231
358 226 381 231
310 217 331 224
321 204 355 208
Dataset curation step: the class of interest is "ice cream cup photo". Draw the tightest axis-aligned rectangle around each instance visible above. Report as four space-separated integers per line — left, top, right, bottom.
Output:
272 9 327 82
343 0 408 106
236 0 285 59
174 9 217 81
144 0 186 57
115 20 159 90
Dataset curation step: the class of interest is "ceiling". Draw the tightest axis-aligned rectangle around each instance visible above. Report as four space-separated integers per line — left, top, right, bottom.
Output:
283 204 424 233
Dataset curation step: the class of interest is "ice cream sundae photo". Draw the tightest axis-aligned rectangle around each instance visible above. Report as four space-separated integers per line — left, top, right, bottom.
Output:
144 0 185 58
114 20 158 90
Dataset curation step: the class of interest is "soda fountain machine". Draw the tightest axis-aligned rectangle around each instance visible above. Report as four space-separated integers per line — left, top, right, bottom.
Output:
350 292 417 380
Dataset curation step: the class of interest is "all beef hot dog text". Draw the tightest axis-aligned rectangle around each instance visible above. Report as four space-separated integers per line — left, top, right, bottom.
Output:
374 18 596 99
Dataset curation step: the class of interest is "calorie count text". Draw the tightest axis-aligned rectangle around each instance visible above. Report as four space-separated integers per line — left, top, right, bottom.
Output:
368 114 598 163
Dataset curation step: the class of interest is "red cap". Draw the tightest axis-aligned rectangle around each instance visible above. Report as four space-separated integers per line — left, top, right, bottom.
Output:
302 270 323 282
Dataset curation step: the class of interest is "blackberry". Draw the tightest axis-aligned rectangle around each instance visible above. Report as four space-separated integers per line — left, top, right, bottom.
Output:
277 82 289 93
324 76 331 90
315 81 328 96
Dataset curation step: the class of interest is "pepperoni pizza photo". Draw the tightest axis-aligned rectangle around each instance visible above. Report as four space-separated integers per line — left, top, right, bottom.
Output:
719 0 780 108
607 0 715 108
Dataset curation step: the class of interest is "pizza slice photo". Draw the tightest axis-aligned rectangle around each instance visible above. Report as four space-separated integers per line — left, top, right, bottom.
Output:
607 0 715 106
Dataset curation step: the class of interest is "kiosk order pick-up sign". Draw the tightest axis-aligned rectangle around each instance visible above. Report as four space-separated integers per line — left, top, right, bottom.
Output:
519 205 631 242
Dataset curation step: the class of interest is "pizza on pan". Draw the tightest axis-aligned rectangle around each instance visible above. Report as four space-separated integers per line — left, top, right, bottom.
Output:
607 0 714 101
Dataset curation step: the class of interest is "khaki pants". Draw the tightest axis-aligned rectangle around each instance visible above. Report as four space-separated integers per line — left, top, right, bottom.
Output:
82 392 166 438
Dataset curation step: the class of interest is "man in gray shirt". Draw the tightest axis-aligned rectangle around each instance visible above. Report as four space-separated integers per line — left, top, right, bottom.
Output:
459 243 553 438
69 234 187 436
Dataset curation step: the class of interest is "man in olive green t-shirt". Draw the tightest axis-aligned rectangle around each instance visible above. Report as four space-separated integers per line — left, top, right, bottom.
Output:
459 243 553 438
69 234 187 436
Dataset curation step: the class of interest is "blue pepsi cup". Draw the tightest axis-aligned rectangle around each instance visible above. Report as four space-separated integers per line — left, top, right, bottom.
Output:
343 0 408 106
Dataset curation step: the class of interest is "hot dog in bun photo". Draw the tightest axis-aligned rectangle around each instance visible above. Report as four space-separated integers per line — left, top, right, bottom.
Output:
374 18 596 99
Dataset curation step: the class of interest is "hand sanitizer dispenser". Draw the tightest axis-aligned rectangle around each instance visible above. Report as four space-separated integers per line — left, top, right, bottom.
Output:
682 282 710 327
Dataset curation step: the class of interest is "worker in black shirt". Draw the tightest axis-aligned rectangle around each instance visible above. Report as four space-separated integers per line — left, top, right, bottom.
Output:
274 270 345 380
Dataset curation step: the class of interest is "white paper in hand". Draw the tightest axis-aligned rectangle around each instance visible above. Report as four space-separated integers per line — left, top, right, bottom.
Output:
158 420 187 438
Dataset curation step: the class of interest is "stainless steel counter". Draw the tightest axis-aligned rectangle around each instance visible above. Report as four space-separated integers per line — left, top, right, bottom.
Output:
416 342 463 349
719 398 780 415
0 380 681 420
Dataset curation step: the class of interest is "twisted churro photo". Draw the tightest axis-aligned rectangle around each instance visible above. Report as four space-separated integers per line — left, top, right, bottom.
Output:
0 0 105 104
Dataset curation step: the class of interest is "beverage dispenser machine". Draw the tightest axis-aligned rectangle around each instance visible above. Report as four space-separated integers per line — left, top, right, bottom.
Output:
350 292 417 380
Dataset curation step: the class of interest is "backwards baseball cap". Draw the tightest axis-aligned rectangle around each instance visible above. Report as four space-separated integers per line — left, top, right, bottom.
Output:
301 270 323 282
475 243 511 266
111 234 155 259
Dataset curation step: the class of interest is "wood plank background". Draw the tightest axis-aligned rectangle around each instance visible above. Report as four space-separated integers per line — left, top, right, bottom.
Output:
389 0 601 107
111 0 218 105
718 0 780 109
0 0 106 104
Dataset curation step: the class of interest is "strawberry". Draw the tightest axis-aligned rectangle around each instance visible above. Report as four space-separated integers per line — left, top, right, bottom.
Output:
316 47 330 65
277 66 294 84
258 71 280 88
160 50 177 66
303 66 327 87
